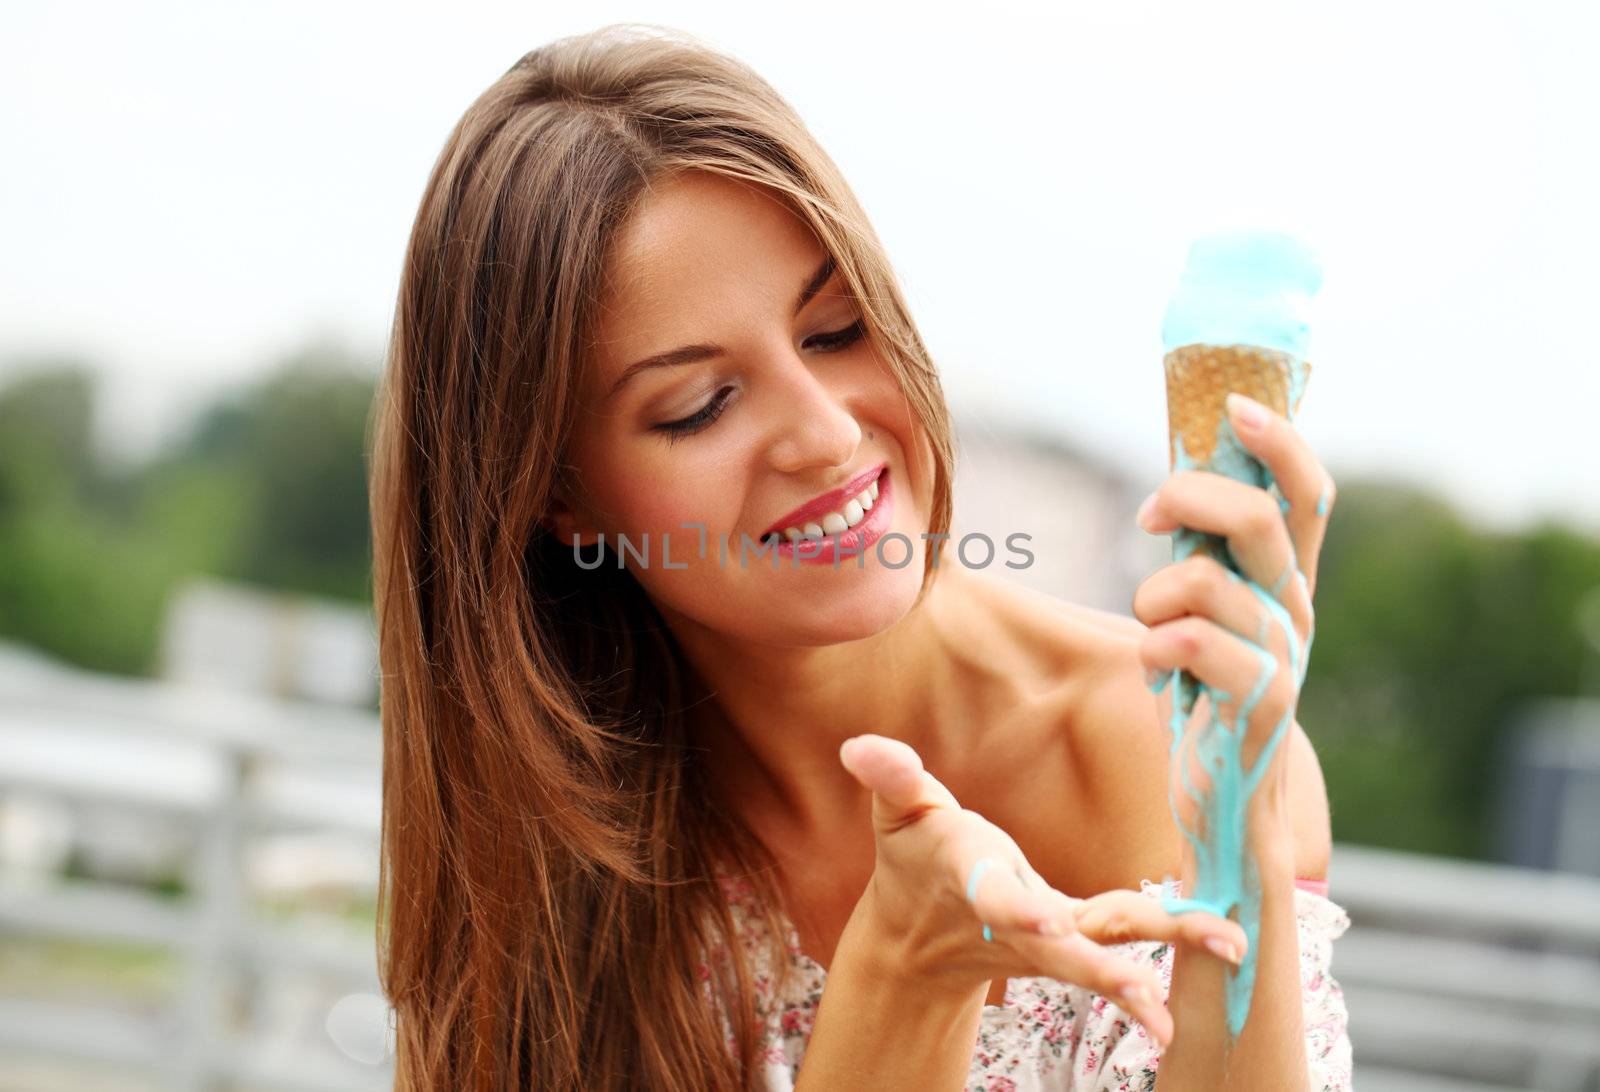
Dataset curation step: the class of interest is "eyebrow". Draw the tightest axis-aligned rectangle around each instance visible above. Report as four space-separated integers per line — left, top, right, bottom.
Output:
605 253 838 401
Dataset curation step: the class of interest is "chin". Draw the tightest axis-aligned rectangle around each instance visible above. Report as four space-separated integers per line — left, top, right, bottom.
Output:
748 558 928 647
656 553 926 647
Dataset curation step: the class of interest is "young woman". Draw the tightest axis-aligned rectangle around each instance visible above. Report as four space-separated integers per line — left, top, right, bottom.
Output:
369 23 1351 1092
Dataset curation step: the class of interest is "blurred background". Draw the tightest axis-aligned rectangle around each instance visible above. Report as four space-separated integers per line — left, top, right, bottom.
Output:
3 2 1597 1090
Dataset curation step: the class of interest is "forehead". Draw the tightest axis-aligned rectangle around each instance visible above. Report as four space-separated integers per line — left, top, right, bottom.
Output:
592 172 826 361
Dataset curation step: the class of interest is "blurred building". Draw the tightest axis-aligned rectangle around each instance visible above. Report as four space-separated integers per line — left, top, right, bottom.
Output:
950 411 1163 615
159 578 378 707
1496 697 1600 879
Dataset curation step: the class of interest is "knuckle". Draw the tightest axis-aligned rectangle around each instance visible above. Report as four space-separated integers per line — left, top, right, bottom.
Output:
1146 623 1179 660
1173 616 1206 652
1251 492 1284 536
1182 555 1225 597
1103 911 1134 941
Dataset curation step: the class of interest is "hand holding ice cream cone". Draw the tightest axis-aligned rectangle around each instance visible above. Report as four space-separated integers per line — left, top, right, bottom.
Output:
1134 391 1332 787
1128 228 1335 1038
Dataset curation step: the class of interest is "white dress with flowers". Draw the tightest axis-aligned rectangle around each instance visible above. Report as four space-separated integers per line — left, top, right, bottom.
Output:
699 869 1353 1092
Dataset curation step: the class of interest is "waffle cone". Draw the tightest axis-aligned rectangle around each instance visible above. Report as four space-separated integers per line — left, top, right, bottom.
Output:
1163 343 1310 469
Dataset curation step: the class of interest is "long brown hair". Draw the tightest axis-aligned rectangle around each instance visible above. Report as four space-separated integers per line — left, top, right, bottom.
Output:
368 23 957 1090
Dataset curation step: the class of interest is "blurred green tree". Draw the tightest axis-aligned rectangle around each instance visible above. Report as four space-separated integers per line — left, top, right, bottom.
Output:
152 340 377 602
0 361 98 510
0 342 377 674
1299 482 1600 859
0 362 171 672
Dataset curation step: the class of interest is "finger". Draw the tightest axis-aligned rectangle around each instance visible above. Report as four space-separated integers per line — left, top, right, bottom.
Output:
1139 470 1301 606
1223 392 1335 600
1140 616 1301 765
962 856 1062 937
993 881 1179 1046
838 734 960 832
1141 615 1296 713
1069 890 1248 963
1016 865 1085 928
992 886 1176 1045
1132 553 1312 650
1006 868 1091 939
1048 930 1174 1047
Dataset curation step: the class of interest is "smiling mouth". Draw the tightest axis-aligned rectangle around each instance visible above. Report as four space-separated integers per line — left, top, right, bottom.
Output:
761 468 884 548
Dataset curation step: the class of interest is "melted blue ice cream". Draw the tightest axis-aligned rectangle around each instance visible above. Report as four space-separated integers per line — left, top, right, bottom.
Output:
1150 229 1322 1040
1161 230 1323 357
1149 428 1316 1041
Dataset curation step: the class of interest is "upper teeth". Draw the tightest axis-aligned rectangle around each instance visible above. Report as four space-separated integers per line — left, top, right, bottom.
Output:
771 476 879 543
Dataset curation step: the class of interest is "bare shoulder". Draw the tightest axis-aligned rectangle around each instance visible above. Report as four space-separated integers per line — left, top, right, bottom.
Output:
961 570 1332 889
946 570 1179 892
948 566 1147 661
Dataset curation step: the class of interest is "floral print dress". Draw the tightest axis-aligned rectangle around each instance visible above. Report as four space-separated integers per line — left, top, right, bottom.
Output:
700 868 1352 1092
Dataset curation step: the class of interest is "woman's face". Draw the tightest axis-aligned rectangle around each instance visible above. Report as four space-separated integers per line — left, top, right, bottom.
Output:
552 170 937 647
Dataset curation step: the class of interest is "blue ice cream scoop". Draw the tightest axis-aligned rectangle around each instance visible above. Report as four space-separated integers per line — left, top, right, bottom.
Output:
1161 229 1323 359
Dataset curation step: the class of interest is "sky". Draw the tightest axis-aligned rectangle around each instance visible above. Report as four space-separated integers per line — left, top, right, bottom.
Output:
3 0 1597 533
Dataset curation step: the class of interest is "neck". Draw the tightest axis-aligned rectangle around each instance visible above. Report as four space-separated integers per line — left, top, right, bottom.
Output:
667 564 973 845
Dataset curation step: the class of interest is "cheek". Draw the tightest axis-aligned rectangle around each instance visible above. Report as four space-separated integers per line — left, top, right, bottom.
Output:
604 435 749 540
869 372 936 528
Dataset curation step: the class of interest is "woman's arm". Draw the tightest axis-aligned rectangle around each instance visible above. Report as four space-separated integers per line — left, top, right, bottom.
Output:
1153 722 1332 1091
794 883 987 1092
1156 787 1306 1088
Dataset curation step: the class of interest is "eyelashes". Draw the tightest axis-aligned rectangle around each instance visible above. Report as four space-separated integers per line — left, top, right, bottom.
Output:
658 385 736 440
805 317 868 355
652 318 868 442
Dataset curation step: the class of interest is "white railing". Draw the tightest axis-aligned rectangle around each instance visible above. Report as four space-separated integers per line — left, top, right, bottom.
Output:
0 646 390 1092
1333 844 1600 1091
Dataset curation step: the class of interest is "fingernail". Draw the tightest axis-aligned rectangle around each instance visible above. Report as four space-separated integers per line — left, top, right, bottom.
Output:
1120 983 1153 1009
1135 491 1159 528
1036 917 1062 936
1226 392 1267 432
1205 936 1241 964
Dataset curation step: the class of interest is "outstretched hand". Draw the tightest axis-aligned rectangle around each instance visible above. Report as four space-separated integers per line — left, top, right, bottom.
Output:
837 733 1250 1048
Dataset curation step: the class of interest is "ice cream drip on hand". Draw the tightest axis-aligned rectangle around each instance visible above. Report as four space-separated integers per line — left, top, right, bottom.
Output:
1150 229 1323 1041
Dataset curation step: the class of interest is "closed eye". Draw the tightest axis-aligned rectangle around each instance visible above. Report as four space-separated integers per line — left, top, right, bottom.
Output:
654 385 737 442
804 317 866 353
651 318 868 442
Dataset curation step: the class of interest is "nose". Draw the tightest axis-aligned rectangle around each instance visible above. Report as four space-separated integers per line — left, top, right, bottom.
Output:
763 350 862 474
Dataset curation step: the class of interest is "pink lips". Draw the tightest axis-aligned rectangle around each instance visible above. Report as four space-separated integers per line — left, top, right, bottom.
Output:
766 467 893 567
759 462 887 541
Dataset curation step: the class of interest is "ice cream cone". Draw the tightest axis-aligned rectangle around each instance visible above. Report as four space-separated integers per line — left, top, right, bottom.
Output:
1161 341 1312 718
1163 343 1310 470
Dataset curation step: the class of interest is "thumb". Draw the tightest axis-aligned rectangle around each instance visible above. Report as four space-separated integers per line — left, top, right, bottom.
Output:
839 734 960 830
